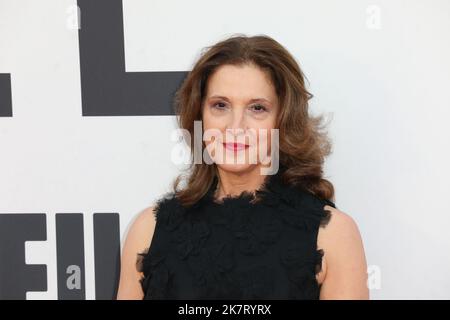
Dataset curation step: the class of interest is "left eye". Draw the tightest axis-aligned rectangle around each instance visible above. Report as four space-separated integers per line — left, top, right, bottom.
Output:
212 102 227 110
250 104 267 112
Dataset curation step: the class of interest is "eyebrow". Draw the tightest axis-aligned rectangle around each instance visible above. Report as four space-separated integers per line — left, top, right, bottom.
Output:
207 95 272 104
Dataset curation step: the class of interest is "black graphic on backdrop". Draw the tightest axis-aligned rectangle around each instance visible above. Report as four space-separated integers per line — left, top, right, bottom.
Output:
1 0 185 299
0 214 47 299
0 73 12 117
1 0 188 117
78 0 187 116
56 214 86 300
0 213 120 300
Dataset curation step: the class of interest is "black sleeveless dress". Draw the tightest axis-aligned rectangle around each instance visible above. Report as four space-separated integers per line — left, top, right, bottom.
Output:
137 167 336 300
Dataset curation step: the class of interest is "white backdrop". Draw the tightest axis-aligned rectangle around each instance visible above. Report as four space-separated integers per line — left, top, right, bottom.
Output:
0 0 449 299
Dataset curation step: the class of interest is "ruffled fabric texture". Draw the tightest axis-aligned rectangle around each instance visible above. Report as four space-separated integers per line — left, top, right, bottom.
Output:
136 244 171 299
137 165 336 299
136 193 184 299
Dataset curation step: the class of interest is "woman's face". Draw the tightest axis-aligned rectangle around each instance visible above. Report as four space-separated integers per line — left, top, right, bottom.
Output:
201 63 279 174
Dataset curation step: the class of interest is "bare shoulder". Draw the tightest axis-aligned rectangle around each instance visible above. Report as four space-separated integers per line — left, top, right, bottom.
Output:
131 206 157 234
116 206 157 300
318 205 364 259
123 205 157 259
122 206 157 249
317 205 369 299
322 205 361 237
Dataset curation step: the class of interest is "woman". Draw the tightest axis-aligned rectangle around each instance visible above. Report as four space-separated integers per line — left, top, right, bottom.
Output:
117 34 369 300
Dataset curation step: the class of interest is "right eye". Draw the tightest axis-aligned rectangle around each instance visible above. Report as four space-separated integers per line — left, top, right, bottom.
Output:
211 102 227 110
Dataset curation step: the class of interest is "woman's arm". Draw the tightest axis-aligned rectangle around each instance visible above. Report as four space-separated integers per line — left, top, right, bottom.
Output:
318 206 369 299
116 206 156 300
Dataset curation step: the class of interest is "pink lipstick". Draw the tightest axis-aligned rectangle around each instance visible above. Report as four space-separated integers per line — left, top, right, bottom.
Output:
223 142 249 151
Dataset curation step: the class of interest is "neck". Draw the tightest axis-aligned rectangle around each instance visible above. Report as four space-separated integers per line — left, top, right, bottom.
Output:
214 165 270 200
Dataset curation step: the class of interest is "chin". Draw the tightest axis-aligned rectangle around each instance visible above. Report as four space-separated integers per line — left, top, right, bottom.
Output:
215 163 257 175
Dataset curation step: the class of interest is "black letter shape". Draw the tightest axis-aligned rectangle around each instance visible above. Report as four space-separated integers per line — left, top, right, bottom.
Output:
0 214 47 299
93 213 121 300
0 73 12 117
55 213 86 300
78 0 187 116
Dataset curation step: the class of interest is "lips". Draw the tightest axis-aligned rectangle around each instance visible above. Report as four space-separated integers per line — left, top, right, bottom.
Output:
222 142 249 151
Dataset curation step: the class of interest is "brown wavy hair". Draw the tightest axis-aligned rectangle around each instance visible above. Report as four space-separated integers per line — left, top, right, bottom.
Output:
171 33 335 207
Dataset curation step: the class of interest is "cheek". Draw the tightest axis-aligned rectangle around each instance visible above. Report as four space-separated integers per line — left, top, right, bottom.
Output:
202 108 224 130
250 116 276 140
202 113 225 147
253 123 277 154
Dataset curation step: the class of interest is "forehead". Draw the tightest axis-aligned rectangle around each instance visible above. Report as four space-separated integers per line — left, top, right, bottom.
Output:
205 64 277 103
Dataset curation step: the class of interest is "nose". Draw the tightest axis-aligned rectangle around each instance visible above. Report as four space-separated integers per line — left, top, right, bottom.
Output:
225 108 247 141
